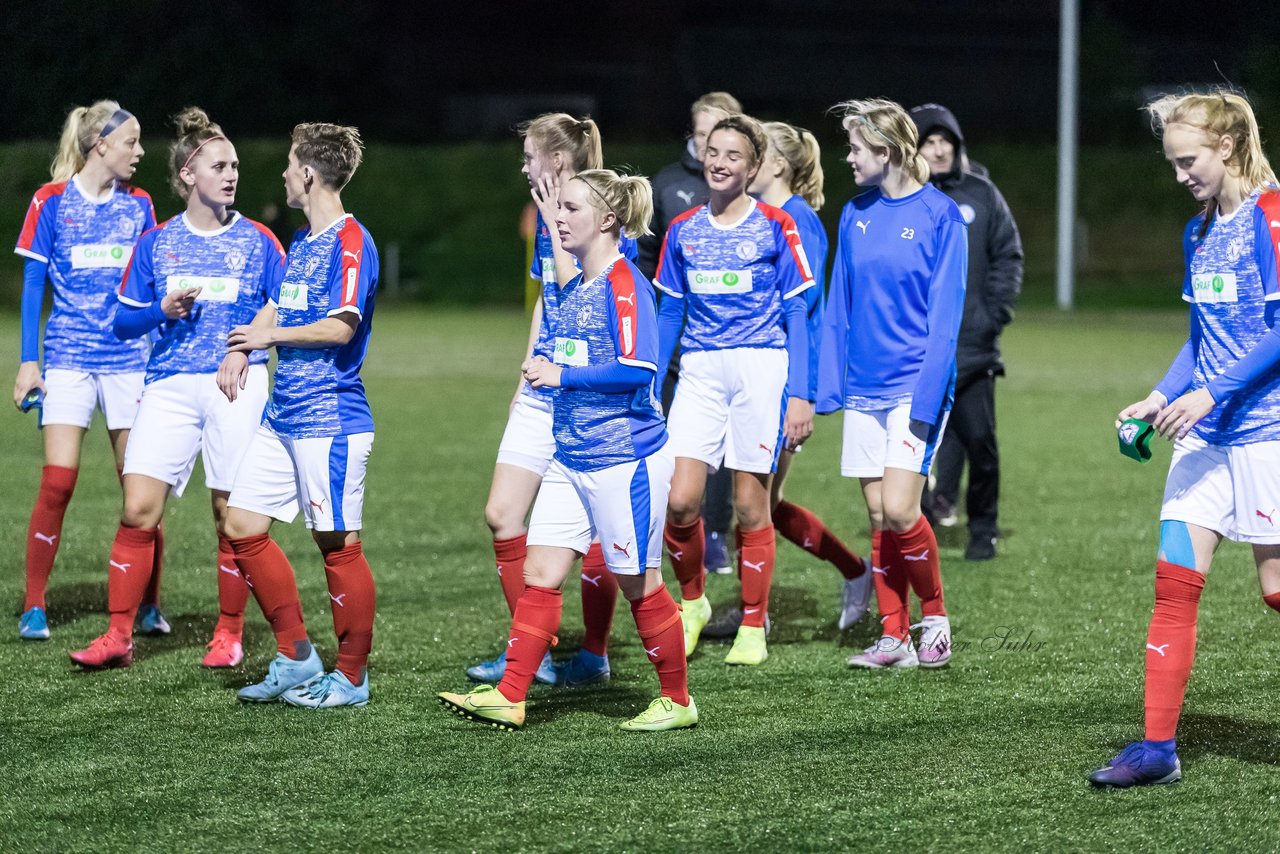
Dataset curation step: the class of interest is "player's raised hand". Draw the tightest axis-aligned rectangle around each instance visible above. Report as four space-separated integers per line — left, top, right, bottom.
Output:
522 354 562 389
783 396 814 449
1115 392 1166 429
1153 387 1215 440
531 173 561 223
160 286 201 319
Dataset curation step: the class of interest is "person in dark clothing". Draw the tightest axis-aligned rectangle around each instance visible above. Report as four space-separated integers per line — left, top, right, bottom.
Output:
909 103 1024 561
643 91 742 574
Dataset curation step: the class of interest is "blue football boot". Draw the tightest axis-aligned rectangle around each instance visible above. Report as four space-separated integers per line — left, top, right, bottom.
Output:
19 606 50 640
237 648 324 703
555 648 611 688
1089 741 1182 788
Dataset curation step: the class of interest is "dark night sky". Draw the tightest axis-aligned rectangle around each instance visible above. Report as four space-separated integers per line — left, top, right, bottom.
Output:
3 0 1278 143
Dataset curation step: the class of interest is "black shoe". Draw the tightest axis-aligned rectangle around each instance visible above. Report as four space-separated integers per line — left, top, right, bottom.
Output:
964 534 997 561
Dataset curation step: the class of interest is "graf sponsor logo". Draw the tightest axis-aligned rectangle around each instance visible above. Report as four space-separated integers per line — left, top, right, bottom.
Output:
71 243 130 269
277 282 307 310
687 268 752 294
180 275 240 303
553 336 589 367
1190 272 1238 303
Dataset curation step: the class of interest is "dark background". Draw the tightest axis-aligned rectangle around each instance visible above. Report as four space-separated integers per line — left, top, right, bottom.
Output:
4 0 1279 145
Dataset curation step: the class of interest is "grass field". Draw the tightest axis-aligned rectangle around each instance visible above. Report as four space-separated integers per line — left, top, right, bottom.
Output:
2 305 1279 852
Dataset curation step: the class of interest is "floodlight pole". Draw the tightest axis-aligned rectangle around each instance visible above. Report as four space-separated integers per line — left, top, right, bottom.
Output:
1056 0 1079 310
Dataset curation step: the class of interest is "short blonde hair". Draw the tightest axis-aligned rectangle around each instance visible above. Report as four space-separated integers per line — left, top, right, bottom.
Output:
834 98 929 185
292 122 364 190
691 91 742 122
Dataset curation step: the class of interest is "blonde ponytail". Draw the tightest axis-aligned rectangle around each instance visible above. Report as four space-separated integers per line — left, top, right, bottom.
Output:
519 113 603 173
51 100 125 181
572 169 654 237
761 121 825 210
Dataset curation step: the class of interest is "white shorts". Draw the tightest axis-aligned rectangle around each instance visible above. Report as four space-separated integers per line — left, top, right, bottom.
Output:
495 393 555 476
121 366 269 497
1161 435 1280 544
526 446 675 575
841 399 950 478
228 425 374 532
41 368 144 430
666 348 787 474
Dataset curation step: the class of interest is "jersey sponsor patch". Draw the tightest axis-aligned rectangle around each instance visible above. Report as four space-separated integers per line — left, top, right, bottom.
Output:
1191 272 1238 304
553 336 589 367
71 243 130 269
178 275 241 303
540 255 556 285
687 269 753 294
277 281 308 310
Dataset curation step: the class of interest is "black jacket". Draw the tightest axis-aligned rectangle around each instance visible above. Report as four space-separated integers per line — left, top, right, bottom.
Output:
911 104 1024 385
637 145 709 279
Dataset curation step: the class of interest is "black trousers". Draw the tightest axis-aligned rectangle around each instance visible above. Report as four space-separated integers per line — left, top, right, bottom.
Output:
934 371 999 538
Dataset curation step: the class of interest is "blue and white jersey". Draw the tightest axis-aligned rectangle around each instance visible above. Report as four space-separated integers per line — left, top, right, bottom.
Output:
551 257 666 472
525 212 638 402
1181 190 1280 445
655 200 814 354
14 176 155 372
782 195 829 401
119 213 285 383
265 214 379 439
817 184 968 426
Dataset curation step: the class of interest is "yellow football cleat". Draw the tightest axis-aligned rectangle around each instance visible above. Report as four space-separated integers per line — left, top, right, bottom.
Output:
681 594 713 657
724 624 768 666
619 695 699 732
437 684 526 731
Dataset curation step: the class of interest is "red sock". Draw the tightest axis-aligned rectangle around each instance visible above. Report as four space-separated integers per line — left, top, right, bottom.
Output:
664 517 705 600
1264 592 1280 614
1144 561 1205 741
493 533 527 616
579 542 617 657
214 534 250 635
895 515 946 617
870 529 911 639
229 533 309 659
630 586 690 705
106 525 158 636
497 586 562 703
772 500 866 580
738 525 776 629
142 521 164 608
24 464 77 610
323 542 376 684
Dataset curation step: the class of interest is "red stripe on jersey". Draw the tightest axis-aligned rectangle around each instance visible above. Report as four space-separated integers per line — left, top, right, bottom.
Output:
608 261 641 361
246 217 287 259
16 182 67 252
758 203 814 282
1256 191 1280 291
655 204 704 280
119 219 172 294
336 217 364 308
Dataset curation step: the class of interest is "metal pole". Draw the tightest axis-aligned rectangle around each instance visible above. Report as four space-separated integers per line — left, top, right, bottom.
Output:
1056 0 1079 310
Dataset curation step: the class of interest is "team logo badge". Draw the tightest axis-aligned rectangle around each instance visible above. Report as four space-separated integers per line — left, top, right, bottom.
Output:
1118 422 1140 445
304 256 321 278
114 215 137 239
683 244 698 257
224 247 247 273
577 305 592 327
1227 236 1244 263
735 240 759 262
959 204 976 224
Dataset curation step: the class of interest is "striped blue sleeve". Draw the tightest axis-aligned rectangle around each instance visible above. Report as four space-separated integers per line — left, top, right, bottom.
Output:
909 217 968 425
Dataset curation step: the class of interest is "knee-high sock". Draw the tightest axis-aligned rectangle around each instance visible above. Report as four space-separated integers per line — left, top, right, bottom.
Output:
631 586 690 705
1144 561 1205 741
1264 592 1280 614
497 586 562 703
229 533 308 659
493 533 527 616
106 525 158 636
772 500 866 580
214 534 250 635
579 543 617 656
24 465 77 610
664 517 705 601
323 542 376 684
870 529 911 639
895 515 946 617
142 521 164 608
738 525 776 629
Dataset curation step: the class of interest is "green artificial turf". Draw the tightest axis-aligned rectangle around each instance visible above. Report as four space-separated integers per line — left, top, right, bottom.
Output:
2 306 1278 852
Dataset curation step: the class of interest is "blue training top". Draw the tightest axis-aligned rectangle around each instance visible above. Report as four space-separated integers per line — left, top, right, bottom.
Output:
816 184 968 426
782 194 828 402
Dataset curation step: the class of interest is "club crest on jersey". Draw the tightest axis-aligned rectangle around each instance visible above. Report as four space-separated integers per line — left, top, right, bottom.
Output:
735 240 760 262
113 215 137 240
224 247 247 273
1226 236 1244 263
304 256 321 278
577 305 592 327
